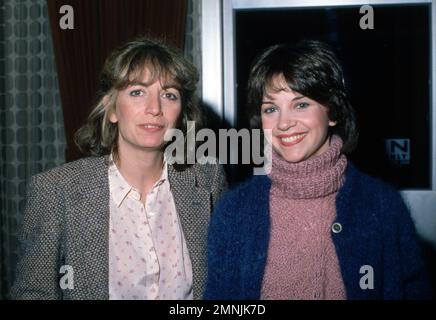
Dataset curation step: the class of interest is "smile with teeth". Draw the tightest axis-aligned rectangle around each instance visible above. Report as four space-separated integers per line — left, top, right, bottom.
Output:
280 133 307 143
138 123 164 133
142 124 162 128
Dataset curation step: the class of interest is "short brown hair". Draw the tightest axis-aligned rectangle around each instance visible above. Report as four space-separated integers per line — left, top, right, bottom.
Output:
247 40 358 154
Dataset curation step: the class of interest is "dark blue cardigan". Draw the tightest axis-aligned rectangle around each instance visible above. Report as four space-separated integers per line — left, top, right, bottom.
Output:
204 163 433 300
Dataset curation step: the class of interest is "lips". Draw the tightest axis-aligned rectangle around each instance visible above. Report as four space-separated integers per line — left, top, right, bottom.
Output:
138 123 164 132
276 132 307 147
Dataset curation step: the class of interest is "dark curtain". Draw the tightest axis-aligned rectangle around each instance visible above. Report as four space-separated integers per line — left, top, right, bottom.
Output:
47 0 187 161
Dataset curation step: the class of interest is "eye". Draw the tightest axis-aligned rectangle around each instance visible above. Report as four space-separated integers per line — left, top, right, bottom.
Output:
129 89 143 97
162 91 180 101
295 102 310 109
262 105 277 114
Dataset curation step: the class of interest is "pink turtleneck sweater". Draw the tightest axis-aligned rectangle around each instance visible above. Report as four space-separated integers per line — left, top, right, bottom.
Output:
261 135 347 300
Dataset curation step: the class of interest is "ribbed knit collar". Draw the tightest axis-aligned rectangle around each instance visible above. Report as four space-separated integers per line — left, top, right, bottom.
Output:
268 135 347 199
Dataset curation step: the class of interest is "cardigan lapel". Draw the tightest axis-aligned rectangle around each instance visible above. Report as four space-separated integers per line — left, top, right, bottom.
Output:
66 157 110 300
333 163 383 299
248 175 272 298
168 165 211 299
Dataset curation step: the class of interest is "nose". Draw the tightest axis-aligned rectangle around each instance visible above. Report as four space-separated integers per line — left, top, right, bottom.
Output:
145 92 162 116
277 110 297 131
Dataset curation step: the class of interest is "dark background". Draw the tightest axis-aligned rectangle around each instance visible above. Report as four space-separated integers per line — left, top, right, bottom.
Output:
233 4 430 190
47 0 188 162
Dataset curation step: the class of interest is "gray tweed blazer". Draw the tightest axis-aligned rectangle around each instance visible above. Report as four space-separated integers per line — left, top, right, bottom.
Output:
10 156 227 300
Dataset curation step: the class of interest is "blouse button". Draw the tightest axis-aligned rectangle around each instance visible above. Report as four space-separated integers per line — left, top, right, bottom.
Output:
331 222 342 234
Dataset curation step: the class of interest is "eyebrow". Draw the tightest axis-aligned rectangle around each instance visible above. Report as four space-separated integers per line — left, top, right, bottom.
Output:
129 80 151 87
128 81 181 90
261 95 305 104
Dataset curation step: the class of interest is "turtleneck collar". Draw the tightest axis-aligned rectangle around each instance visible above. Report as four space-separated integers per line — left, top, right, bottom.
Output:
268 135 347 199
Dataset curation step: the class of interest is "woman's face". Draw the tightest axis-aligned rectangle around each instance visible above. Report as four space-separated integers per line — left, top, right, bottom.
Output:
109 68 182 153
261 76 336 163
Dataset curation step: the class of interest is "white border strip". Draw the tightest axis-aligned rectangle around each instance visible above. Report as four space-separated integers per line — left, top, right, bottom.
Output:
233 0 431 9
223 0 236 125
201 0 223 120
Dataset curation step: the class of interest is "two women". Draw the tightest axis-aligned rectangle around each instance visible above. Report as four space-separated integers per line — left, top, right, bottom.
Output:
205 40 432 299
13 36 432 300
11 38 227 300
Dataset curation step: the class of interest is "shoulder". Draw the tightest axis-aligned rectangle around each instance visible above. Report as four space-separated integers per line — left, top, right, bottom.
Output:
208 174 271 242
344 162 402 201
230 174 270 198
214 174 270 216
174 159 226 190
339 162 408 222
30 156 108 188
191 160 221 179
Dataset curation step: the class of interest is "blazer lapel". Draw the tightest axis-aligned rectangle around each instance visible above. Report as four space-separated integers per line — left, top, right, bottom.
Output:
168 165 211 300
66 157 109 300
65 160 210 300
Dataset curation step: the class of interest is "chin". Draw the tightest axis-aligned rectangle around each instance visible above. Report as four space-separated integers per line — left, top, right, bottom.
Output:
282 157 305 164
275 150 305 163
138 140 165 150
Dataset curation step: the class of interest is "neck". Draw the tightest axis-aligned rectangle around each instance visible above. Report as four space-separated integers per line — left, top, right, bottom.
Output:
115 143 165 199
268 135 347 199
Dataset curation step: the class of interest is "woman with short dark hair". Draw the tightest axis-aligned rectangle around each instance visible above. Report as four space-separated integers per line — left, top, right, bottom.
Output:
11 37 227 300
205 40 432 300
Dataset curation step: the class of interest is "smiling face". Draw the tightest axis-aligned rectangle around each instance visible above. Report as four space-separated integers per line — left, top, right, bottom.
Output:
261 75 337 163
108 68 182 155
